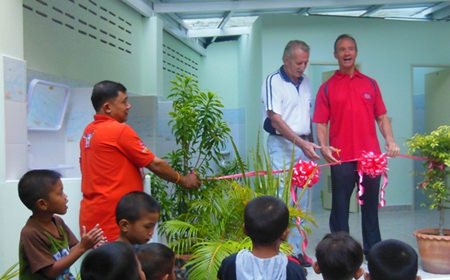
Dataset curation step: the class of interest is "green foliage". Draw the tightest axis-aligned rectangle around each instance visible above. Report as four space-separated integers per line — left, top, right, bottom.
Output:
0 263 19 280
407 125 450 235
159 144 316 280
152 75 316 279
167 74 231 175
150 74 232 221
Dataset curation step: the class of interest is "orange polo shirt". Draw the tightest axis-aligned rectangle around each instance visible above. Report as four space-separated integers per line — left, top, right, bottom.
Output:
79 114 155 240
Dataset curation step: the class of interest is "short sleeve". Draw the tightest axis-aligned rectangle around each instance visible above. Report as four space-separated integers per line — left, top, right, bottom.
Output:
312 83 330 123
371 79 387 117
217 254 237 280
286 259 307 280
117 125 155 167
20 227 54 273
261 73 283 115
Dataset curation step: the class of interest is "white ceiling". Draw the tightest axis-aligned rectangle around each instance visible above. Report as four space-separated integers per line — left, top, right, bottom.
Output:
122 0 450 47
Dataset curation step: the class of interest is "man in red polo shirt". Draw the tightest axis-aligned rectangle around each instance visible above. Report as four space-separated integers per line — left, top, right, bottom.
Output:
313 34 399 256
79 80 200 241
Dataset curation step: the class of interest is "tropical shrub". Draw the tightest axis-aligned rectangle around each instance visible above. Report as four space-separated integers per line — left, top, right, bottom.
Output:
407 125 450 236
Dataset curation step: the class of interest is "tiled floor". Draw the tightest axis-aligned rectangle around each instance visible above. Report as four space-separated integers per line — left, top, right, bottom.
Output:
303 204 450 280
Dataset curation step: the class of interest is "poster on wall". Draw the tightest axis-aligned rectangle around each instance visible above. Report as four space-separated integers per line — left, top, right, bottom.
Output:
3 56 27 102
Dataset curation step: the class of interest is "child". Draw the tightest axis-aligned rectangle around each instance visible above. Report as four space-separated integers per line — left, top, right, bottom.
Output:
365 239 421 280
136 243 176 280
313 232 364 280
218 195 307 280
80 241 145 280
115 191 160 245
18 169 105 279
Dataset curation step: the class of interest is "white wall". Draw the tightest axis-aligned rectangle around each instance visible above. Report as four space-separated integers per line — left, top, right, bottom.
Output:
0 0 25 272
0 0 165 274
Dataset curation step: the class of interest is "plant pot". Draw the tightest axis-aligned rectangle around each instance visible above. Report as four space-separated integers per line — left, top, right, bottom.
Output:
414 228 450 274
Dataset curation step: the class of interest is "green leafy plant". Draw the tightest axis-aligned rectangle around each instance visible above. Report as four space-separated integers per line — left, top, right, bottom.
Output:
0 263 19 280
407 125 450 236
159 139 316 280
150 74 232 221
167 74 231 175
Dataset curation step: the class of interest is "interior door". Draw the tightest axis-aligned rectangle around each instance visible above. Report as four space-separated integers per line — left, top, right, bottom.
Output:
425 69 450 132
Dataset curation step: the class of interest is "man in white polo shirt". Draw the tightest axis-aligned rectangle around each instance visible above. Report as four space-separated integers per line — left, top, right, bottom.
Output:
261 40 320 266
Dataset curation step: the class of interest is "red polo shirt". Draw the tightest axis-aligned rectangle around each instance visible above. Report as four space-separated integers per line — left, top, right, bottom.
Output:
313 70 387 161
79 114 155 240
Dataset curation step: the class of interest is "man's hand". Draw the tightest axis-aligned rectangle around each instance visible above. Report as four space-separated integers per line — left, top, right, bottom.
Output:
320 146 340 163
385 141 400 157
179 172 201 189
299 140 321 161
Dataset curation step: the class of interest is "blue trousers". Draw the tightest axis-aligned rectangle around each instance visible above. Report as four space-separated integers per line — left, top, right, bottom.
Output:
330 162 381 254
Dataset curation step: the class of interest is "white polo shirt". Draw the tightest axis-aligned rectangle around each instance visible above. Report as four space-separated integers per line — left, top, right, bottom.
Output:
261 66 312 136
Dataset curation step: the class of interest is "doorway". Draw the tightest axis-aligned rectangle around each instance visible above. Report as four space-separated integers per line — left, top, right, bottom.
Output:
412 66 450 208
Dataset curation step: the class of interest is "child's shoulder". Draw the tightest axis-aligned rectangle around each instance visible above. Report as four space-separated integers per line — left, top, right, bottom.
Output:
286 258 307 280
20 215 67 237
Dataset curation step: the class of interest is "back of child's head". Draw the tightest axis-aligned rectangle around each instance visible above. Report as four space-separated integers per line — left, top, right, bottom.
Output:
80 241 142 280
315 232 363 280
136 243 175 280
367 239 418 280
18 169 61 211
116 191 160 223
244 195 289 245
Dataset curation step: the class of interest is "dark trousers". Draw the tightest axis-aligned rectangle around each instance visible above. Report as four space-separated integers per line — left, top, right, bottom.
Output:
330 162 381 254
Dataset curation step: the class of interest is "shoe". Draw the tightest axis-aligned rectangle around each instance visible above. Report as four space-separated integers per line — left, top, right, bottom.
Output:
295 253 312 267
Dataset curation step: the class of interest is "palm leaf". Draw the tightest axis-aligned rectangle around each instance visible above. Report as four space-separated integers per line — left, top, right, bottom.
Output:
187 239 250 280
159 220 199 255
0 262 19 280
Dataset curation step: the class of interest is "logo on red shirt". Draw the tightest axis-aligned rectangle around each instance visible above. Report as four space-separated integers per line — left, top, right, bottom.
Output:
83 133 93 148
363 92 372 100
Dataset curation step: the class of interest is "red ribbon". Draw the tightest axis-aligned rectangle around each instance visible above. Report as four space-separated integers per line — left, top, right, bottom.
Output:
292 160 320 189
357 151 388 207
206 152 430 266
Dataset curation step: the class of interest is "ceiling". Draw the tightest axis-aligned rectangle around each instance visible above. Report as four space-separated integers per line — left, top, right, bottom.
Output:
121 0 450 48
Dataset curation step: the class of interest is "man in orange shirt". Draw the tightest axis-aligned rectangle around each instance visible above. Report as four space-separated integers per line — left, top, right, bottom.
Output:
79 80 200 241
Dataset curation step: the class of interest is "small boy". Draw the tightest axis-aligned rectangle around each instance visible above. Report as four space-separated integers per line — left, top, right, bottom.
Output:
136 243 176 280
115 191 160 245
81 241 146 280
18 169 105 280
218 195 307 280
313 232 364 280
365 239 421 280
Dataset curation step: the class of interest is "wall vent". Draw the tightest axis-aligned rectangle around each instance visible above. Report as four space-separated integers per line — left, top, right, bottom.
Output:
24 0 135 55
163 43 199 78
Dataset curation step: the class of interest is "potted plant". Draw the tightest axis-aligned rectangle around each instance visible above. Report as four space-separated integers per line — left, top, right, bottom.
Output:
406 125 450 274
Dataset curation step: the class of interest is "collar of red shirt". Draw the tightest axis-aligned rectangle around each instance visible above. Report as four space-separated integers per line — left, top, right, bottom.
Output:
334 69 364 80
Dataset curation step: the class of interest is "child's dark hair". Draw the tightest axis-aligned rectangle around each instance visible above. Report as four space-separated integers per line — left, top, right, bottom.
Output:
136 243 175 280
116 191 160 224
80 241 141 280
244 195 289 245
18 169 62 210
367 239 418 280
315 232 363 280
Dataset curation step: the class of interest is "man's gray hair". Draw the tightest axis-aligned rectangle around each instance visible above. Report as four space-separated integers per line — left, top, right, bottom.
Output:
283 40 310 61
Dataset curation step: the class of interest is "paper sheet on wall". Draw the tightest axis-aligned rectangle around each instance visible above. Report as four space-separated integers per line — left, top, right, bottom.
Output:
3 56 26 102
